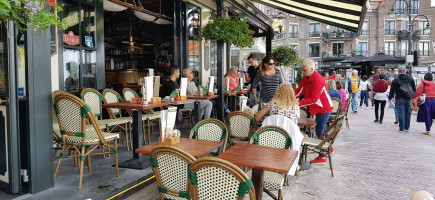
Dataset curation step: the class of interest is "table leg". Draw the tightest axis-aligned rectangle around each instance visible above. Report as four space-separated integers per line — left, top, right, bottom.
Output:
117 110 148 169
251 168 264 200
194 100 200 123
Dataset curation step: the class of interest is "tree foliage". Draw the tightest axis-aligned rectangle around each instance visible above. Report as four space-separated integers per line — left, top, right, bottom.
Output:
271 46 300 66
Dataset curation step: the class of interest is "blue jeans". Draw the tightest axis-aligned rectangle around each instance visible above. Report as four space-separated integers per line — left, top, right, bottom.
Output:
351 92 359 112
360 90 368 107
315 112 331 138
395 98 412 131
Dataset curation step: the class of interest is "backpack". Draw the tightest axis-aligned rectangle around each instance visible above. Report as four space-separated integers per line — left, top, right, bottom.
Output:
397 78 414 99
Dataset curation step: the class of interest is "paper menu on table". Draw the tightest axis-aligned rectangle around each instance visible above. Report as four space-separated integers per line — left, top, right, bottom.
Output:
160 110 168 142
239 78 244 88
166 107 177 138
148 68 154 77
180 78 187 96
153 76 160 97
144 76 154 102
225 77 230 91
208 76 215 93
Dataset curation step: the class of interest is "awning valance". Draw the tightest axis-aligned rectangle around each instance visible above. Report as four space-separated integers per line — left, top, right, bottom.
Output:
250 0 368 32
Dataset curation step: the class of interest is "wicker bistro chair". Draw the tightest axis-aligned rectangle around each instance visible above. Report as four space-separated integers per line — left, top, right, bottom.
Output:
122 88 161 144
341 96 351 129
189 157 255 200
81 88 132 150
301 116 345 177
329 97 342 122
225 111 255 146
53 93 120 189
150 146 196 200
189 119 228 156
247 126 292 200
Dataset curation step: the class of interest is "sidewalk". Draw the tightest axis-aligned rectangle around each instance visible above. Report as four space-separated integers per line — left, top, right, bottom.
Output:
128 106 435 200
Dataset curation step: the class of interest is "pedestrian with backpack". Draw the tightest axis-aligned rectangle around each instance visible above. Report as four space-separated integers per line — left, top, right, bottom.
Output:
388 66 416 132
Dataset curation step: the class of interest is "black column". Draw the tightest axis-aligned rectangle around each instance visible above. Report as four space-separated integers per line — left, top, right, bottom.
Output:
216 0 224 121
266 27 273 55
26 28 54 193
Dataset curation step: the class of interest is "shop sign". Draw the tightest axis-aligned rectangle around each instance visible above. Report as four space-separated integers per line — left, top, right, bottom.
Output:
63 31 80 46
85 36 93 47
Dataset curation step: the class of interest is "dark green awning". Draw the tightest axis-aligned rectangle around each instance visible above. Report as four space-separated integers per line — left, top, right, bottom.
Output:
251 0 368 32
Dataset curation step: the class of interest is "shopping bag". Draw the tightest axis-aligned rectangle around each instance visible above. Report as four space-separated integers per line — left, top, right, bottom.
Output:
387 101 395 109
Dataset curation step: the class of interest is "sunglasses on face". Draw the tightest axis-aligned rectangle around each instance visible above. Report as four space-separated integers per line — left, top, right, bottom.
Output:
268 63 275 65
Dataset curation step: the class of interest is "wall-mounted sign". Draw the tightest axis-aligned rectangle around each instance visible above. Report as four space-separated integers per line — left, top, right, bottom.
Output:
63 31 80 46
85 36 93 47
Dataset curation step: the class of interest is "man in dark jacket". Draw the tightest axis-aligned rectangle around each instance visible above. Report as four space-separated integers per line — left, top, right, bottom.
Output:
388 66 416 132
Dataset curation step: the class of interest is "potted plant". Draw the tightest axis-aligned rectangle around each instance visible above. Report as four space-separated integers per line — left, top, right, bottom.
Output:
201 16 254 48
0 0 66 31
271 46 300 67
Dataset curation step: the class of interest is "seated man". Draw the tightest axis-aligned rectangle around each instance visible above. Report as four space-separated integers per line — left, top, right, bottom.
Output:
161 65 181 97
183 68 213 119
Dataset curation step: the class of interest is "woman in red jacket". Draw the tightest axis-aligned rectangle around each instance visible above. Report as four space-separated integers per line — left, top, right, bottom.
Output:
415 73 435 135
372 74 389 124
295 59 333 163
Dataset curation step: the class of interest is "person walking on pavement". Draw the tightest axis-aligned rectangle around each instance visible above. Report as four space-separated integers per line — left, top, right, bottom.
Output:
348 70 360 113
251 56 283 104
388 66 416 132
415 73 435 136
372 74 389 124
295 59 333 164
359 75 371 109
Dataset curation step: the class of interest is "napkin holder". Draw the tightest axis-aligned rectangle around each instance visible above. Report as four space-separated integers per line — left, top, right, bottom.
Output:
180 96 187 100
158 136 180 145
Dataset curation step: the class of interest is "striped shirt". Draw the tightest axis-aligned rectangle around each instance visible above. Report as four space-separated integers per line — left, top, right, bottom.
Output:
252 69 283 103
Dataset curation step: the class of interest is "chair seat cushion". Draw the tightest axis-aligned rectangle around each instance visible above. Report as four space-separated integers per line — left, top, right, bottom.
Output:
63 126 120 144
302 137 330 149
99 118 131 126
246 170 284 190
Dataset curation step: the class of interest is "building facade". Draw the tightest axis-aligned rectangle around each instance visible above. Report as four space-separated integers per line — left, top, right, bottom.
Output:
262 0 435 74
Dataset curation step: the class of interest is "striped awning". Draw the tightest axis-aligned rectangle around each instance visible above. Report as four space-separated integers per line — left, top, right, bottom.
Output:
251 0 368 32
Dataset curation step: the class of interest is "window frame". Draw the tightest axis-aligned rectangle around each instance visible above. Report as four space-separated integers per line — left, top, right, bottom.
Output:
356 42 368 56
309 23 321 38
308 43 320 58
289 24 298 38
418 41 430 56
384 41 396 56
384 20 396 35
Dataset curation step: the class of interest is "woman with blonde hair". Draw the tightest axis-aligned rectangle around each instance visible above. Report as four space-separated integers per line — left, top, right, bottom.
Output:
255 83 300 124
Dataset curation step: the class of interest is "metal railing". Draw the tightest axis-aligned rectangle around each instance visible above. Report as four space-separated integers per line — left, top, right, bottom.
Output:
355 51 368 56
309 31 320 37
322 32 356 40
288 32 298 38
419 51 430 56
309 50 320 57
385 29 396 35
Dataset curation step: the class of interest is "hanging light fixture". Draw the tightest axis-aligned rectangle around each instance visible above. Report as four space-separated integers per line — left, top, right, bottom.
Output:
103 0 128 12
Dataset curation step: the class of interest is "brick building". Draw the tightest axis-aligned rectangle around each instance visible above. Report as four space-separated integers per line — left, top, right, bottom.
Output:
258 0 435 74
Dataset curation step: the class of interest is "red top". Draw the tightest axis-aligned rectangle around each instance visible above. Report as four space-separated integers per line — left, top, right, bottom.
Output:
295 71 333 115
372 79 388 93
329 74 336 80
414 80 435 98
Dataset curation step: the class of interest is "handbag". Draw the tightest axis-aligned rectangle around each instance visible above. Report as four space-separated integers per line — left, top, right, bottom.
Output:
417 84 426 104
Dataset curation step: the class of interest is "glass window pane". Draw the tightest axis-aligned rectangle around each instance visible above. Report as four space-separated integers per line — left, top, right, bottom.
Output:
81 5 96 47
62 1 80 46
63 49 80 93
82 50 97 89
0 25 8 97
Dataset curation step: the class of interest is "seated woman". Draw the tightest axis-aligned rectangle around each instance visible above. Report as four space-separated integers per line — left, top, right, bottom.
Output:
182 68 213 119
327 80 341 100
255 83 300 124
336 81 347 110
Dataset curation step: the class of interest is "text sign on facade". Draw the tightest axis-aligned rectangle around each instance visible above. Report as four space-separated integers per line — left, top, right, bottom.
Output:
406 55 414 63
63 31 80 46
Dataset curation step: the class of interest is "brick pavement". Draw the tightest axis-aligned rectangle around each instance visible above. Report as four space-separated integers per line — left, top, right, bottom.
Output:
127 105 435 200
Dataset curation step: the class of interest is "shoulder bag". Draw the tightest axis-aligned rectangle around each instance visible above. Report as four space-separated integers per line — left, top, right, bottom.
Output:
417 84 426 104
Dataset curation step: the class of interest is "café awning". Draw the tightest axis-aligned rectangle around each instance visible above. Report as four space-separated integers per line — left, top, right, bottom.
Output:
250 0 368 32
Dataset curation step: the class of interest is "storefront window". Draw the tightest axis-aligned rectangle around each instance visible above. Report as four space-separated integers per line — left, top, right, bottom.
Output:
186 4 201 77
0 26 7 97
61 0 97 92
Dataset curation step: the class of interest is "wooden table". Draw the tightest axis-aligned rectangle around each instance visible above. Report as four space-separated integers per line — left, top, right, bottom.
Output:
187 95 218 122
162 99 196 105
136 138 223 158
102 102 168 169
218 143 298 200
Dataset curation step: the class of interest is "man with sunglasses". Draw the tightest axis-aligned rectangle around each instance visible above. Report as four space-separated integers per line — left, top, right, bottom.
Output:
295 59 333 164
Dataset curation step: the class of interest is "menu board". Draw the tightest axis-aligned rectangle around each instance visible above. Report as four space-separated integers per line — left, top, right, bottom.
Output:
180 78 187 96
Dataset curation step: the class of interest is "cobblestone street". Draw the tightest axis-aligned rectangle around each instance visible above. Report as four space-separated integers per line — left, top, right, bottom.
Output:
283 106 435 200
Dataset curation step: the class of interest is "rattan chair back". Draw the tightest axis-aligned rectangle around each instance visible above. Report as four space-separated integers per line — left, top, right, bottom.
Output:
81 88 104 118
189 119 228 155
102 88 123 118
150 146 196 200
226 111 255 144
189 157 255 200
251 125 292 150
122 88 139 102
53 93 105 143
331 97 342 116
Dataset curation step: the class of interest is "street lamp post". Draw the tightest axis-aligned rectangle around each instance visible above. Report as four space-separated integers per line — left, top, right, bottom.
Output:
389 0 430 73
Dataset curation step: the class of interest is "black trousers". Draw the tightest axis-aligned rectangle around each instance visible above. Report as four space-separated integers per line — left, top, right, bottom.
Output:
374 99 386 122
